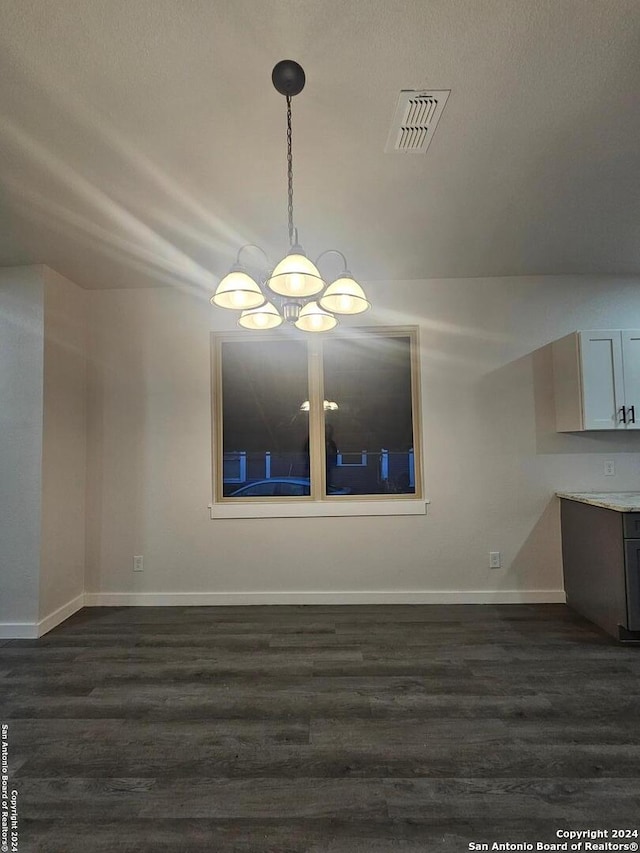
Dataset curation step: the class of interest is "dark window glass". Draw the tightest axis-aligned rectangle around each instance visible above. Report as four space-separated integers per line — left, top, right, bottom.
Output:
221 340 309 498
322 335 416 496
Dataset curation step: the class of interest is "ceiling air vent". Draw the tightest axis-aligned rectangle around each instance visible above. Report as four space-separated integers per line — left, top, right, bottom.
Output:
385 89 450 154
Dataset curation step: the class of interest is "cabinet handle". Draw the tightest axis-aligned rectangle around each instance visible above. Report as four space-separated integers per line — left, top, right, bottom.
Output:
630 405 636 424
620 406 627 424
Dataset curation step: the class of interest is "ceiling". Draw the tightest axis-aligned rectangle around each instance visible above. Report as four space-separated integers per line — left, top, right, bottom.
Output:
1 0 639 291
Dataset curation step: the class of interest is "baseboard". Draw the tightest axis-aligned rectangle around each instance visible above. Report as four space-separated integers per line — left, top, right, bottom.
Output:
0 622 40 639
38 593 86 636
1 590 567 637
84 590 566 607
0 593 86 639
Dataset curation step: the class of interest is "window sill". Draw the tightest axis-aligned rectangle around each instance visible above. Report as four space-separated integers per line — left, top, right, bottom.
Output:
208 499 430 519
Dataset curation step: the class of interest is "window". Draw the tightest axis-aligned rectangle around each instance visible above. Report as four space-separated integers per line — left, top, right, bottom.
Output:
211 327 423 515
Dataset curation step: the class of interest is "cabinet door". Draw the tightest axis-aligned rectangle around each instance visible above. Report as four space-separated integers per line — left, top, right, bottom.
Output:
624 539 640 630
579 331 624 430
622 331 640 430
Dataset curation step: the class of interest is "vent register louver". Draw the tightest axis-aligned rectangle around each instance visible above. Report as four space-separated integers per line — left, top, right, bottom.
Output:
385 90 450 153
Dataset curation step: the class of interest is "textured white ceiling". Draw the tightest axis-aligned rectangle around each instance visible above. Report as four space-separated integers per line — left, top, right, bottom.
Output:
1 0 639 290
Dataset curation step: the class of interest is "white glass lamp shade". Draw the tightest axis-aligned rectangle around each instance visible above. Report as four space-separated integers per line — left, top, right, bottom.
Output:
319 276 370 315
238 301 283 330
267 253 324 298
294 301 338 333
211 270 265 310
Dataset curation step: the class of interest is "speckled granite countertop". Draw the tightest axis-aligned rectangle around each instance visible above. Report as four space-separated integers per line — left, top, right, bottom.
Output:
556 492 640 512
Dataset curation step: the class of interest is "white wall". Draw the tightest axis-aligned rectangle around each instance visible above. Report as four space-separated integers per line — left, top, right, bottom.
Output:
0 265 87 635
0 267 44 625
85 275 640 603
39 269 87 620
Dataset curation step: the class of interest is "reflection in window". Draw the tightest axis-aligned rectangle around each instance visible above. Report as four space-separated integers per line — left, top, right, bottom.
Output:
322 335 416 496
221 340 309 498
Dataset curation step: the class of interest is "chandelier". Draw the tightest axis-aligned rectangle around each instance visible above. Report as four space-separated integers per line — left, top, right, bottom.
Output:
210 60 370 332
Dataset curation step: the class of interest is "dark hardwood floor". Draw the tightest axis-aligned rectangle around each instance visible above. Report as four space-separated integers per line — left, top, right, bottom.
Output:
2 604 640 852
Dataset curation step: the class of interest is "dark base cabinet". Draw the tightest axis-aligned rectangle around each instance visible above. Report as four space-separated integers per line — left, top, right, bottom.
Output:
560 499 640 642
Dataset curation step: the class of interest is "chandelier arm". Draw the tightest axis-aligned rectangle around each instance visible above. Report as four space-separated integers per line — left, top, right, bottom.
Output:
287 94 295 247
235 244 270 268
315 249 349 273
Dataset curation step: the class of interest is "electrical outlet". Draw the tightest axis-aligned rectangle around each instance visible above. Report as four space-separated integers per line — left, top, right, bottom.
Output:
133 555 144 572
604 460 615 476
489 551 501 569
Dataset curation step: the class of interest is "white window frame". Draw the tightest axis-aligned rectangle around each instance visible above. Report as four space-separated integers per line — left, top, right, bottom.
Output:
209 326 428 518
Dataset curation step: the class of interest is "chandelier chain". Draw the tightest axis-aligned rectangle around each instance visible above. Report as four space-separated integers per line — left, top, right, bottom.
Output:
286 95 294 247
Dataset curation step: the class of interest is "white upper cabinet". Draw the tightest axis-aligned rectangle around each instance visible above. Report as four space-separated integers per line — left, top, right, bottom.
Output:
552 330 640 431
622 331 640 428
580 331 625 430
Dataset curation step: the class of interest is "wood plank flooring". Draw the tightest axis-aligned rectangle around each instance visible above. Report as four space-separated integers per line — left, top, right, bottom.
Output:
1 604 640 852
